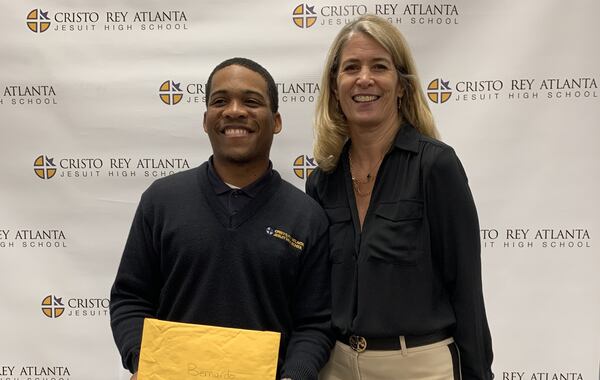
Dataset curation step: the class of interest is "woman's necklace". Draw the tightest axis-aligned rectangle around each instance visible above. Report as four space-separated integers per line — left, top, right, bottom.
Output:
349 149 385 197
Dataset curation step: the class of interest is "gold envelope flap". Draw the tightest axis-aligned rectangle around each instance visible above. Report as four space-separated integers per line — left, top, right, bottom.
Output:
138 318 281 380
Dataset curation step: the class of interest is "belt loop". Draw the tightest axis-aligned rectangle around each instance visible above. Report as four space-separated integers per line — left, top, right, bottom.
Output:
399 336 408 356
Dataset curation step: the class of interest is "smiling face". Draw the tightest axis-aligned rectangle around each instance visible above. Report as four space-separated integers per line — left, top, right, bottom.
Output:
203 64 282 166
335 32 403 131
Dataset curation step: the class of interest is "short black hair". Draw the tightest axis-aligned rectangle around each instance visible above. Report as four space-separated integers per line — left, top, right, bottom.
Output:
205 57 279 113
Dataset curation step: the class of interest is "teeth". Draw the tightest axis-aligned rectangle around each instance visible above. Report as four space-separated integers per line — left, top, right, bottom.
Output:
224 128 249 136
353 95 378 102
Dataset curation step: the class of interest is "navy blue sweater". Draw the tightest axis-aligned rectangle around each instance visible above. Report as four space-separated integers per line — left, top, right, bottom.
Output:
110 163 333 379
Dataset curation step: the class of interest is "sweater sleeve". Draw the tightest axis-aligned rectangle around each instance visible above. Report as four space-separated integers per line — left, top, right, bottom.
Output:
426 147 494 380
109 193 161 373
281 215 334 380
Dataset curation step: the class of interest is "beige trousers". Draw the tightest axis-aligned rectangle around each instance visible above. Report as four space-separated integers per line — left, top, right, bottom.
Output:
319 337 460 380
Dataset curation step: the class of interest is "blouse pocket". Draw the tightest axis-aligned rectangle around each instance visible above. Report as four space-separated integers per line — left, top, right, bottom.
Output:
325 207 353 264
367 200 423 265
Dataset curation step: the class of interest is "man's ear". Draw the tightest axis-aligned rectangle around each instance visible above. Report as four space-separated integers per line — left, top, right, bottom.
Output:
273 112 282 135
203 112 208 133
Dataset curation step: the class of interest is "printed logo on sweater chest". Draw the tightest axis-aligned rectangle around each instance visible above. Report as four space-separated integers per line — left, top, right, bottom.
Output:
265 226 304 252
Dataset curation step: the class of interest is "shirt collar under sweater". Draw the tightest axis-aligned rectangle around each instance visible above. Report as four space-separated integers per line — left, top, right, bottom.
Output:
207 156 274 216
207 156 274 196
200 161 282 229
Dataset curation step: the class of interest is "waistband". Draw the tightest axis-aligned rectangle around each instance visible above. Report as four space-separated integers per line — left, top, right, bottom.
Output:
336 329 451 352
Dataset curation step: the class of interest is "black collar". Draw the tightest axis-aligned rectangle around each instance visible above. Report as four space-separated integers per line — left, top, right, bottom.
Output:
207 156 274 198
200 161 282 229
392 123 420 153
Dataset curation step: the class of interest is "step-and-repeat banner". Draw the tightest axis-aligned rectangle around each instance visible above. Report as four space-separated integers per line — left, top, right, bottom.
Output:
1 1 598 379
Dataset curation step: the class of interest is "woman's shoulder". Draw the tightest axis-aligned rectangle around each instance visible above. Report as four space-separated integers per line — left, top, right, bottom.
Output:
306 163 343 189
404 127 464 176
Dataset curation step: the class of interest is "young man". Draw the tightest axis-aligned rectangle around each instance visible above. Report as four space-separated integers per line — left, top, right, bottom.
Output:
110 58 332 380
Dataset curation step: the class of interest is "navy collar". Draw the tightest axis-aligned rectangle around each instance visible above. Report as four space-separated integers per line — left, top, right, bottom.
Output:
207 156 274 198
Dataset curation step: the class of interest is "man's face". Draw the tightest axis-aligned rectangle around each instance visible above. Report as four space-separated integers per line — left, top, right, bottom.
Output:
204 65 281 166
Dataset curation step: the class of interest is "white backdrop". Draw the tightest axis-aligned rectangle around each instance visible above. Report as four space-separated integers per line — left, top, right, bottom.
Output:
0 1 598 379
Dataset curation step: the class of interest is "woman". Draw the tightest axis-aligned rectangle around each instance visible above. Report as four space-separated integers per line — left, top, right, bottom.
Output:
306 15 493 380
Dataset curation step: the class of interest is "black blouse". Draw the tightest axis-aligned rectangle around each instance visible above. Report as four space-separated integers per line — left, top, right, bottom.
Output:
306 124 493 380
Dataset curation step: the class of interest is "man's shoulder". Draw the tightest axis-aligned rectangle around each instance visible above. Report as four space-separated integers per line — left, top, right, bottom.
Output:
275 178 328 220
142 165 204 200
278 179 323 208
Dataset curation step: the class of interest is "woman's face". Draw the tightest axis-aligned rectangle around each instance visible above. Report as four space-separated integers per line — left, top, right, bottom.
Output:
335 32 402 130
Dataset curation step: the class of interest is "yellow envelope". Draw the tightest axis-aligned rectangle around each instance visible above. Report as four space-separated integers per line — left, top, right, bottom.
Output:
138 318 281 380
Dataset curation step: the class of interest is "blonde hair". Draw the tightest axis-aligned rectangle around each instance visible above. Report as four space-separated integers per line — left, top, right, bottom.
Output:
313 15 440 172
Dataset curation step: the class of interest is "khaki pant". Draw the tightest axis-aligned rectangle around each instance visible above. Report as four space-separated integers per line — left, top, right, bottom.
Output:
319 337 461 380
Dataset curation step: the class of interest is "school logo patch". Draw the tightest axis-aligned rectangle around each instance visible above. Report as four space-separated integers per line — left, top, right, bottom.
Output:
266 226 304 251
